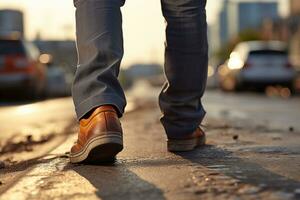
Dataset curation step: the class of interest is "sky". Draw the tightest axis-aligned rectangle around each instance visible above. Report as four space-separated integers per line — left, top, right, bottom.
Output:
0 0 290 66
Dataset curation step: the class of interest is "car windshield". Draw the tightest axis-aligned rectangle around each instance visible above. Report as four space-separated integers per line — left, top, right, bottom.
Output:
0 40 26 55
249 50 287 56
248 49 288 65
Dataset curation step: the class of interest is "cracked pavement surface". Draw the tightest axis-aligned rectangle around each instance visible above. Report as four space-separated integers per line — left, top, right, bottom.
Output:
0 89 300 200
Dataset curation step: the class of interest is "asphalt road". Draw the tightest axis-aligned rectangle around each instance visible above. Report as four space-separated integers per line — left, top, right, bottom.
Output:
0 89 300 200
0 98 76 141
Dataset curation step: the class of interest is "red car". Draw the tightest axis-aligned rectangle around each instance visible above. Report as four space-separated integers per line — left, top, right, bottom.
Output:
0 36 47 98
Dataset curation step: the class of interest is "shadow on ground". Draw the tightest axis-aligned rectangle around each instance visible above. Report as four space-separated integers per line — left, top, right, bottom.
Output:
60 143 300 199
176 145 300 193
65 162 166 200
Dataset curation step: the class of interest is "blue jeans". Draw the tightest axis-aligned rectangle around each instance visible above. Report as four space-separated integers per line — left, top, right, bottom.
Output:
72 0 208 139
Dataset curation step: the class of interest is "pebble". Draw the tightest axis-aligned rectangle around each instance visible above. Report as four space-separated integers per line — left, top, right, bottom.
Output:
208 171 220 176
238 186 260 194
289 126 294 132
272 136 282 140
233 135 239 140
26 135 33 142
258 183 267 188
0 161 5 169
194 188 206 195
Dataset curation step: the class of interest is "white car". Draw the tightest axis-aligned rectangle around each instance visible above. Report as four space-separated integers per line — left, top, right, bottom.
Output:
45 66 71 97
218 41 297 91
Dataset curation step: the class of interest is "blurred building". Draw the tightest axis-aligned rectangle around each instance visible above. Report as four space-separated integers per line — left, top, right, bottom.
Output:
266 1 300 70
0 9 24 37
210 0 279 54
288 1 300 71
219 0 230 47
289 30 300 70
290 0 300 15
208 25 220 56
34 40 77 74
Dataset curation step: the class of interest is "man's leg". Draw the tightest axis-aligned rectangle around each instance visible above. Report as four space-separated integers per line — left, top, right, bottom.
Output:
159 0 208 139
72 0 126 120
70 0 126 163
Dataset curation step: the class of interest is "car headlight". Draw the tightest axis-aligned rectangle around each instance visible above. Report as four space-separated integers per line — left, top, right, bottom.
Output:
208 65 215 77
228 52 244 70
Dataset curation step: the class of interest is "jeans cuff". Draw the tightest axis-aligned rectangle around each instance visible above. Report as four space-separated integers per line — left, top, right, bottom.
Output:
75 94 126 120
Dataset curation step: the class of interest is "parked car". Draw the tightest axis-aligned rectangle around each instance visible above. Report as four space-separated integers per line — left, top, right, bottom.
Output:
0 36 47 98
218 41 297 91
45 57 71 97
206 64 218 89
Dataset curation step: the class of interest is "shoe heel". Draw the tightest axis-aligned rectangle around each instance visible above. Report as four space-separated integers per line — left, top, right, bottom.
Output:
167 139 197 152
167 135 206 152
86 142 123 164
70 134 123 164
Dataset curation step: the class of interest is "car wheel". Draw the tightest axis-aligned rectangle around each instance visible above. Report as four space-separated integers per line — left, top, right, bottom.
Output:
25 88 38 100
287 82 295 95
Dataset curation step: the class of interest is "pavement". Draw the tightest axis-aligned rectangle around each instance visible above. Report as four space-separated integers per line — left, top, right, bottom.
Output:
0 87 300 200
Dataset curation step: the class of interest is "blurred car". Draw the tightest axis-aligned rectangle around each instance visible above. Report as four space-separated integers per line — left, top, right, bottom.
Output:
45 55 71 97
206 64 218 89
218 41 297 91
123 63 163 88
0 36 47 98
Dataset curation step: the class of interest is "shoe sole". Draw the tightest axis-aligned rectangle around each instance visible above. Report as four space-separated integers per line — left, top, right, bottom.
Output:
70 133 123 164
167 134 206 152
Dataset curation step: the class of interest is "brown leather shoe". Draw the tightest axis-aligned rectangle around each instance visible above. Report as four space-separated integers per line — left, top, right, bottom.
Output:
167 127 206 152
70 105 123 164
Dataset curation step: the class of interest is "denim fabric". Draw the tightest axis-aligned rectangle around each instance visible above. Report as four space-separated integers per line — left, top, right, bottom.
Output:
72 0 208 138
